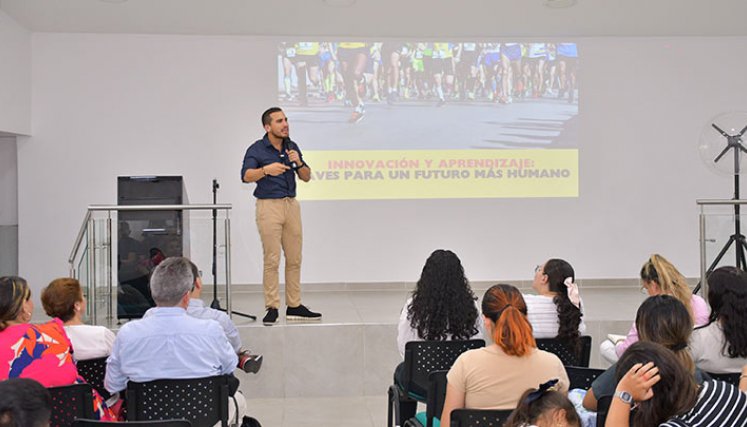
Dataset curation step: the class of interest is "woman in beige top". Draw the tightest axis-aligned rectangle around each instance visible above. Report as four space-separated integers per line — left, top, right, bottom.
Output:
441 284 569 426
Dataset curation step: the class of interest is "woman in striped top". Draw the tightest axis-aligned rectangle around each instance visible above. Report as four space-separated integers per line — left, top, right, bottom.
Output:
607 341 747 427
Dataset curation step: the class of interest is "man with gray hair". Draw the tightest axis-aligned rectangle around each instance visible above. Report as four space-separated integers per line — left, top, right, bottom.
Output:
105 256 246 424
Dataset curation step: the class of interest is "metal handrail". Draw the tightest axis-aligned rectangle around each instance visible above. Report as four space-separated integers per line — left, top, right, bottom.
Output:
69 209 93 267
696 199 747 206
68 204 233 325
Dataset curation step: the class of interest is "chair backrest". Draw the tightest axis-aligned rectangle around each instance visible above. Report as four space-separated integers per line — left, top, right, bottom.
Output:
424 370 448 427
76 357 111 400
565 366 606 390
48 383 95 427
73 420 192 427
403 340 485 398
535 336 592 367
595 395 613 427
126 375 229 427
706 371 741 386
450 408 514 427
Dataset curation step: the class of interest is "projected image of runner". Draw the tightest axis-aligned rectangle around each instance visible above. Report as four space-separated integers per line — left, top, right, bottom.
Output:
275 41 580 201
277 42 578 151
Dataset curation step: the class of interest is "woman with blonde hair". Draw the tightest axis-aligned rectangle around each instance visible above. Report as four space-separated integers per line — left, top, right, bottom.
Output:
601 254 709 362
41 277 115 361
440 284 568 426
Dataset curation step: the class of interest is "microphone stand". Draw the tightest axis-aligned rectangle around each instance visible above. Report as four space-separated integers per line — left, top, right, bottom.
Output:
210 179 256 320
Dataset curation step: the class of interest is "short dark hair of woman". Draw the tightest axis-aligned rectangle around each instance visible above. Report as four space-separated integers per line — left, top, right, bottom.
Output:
704 266 747 358
615 341 698 426
41 278 83 322
407 249 479 341
542 258 582 354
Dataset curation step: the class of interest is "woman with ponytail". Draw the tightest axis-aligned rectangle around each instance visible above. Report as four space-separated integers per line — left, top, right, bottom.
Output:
440 284 568 427
603 254 709 362
582 295 709 411
525 259 585 351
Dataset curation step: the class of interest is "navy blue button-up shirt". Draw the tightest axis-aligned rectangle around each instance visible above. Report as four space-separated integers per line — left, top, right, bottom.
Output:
241 133 307 199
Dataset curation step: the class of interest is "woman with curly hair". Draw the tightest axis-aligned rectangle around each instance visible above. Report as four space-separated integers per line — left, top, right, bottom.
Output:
525 259 585 351
690 266 747 373
440 284 568 427
394 249 484 395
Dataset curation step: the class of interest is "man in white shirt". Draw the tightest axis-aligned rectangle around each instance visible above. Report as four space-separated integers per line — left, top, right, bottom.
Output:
105 256 246 423
186 260 262 374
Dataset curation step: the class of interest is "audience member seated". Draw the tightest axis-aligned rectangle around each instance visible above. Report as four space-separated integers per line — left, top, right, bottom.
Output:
607 341 747 426
582 295 707 411
440 284 569 427
143 259 263 374
104 257 247 424
504 379 581 427
690 266 747 374
40 277 116 361
0 378 51 427
600 254 709 363
394 249 484 396
0 276 116 421
524 259 585 348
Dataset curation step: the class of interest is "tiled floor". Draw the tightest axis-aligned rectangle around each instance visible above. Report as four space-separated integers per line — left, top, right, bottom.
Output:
246 395 388 427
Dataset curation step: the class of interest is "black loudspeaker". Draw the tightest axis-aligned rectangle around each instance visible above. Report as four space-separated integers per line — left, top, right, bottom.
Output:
116 176 189 319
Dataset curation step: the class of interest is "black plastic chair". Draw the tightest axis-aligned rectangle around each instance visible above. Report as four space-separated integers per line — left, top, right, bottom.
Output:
48 383 95 427
565 366 606 390
706 371 741 386
76 356 111 400
404 370 448 427
73 420 191 427
596 395 613 427
449 408 514 427
387 339 485 427
536 336 592 367
126 375 230 427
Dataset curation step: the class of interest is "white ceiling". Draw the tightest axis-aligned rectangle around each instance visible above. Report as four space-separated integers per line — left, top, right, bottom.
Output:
2 0 747 38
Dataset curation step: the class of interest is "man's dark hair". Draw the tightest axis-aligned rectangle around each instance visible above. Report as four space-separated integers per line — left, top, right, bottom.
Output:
261 107 283 126
0 378 51 427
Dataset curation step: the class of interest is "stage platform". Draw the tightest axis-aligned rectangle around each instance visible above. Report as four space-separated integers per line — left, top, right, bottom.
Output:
213 279 649 401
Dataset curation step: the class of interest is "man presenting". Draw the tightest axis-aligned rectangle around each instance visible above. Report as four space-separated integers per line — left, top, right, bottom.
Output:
241 107 321 325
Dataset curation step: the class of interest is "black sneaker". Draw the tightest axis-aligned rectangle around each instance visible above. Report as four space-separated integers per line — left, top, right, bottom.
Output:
262 308 279 326
238 353 263 374
286 304 322 322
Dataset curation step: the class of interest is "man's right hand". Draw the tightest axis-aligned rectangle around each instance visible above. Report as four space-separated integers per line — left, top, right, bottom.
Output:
263 162 290 176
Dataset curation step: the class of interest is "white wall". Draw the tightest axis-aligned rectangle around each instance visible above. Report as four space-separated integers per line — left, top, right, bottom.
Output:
0 137 18 275
19 33 747 297
0 9 30 135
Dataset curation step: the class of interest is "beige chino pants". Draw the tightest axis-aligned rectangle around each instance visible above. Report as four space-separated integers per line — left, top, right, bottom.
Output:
255 197 302 309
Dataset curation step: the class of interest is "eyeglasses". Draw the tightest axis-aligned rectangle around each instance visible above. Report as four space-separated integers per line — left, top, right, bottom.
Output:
534 265 544 274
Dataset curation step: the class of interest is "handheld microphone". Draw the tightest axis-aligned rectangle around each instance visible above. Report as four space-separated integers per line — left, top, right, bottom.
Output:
283 138 298 169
